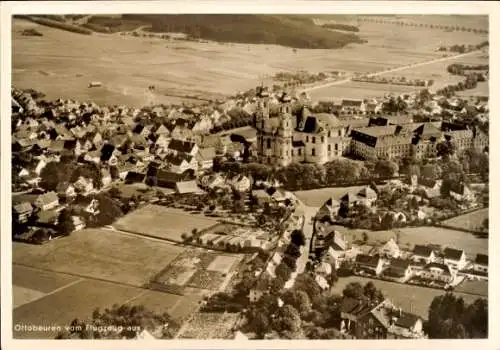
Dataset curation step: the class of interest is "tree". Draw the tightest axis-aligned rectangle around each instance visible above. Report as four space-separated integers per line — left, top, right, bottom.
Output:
363 282 384 303
275 262 293 282
282 254 298 271
285 243 302 259
342 282 364 299
248 312 270 339
282 290 312 316
290 229 306 246
272 305 301 333
374 159 399 179
421 163 441 180
437 140 456 159
57 208 75 235
425 293 488 339
362 232 368 244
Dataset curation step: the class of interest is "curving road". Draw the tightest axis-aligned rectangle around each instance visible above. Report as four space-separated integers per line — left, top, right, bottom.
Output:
300 50 482 93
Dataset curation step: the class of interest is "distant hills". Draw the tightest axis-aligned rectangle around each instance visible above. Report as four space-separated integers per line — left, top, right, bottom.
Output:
17 14 362 49
121 14 365 49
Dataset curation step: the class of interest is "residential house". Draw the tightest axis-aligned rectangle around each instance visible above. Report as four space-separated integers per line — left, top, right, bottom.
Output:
369 300 425 339
124 171 146 184
155 124 170 137
420 262 454 284
164 153 197 174
196 147 217 171
412 245 436 264
341 99 365 113
200 173 226 190
116 162 137 180
34 158 47 175
175 181 203 194
383 258 412 280
474 254 488 274
13 202 33 224
449 182 475 203
35 191 59 211
315 197 341 222
357 187 378 207
74 176 94 195
443 248 467 271
376 238 401 259
339 298 380 338
155 134 171 150
84 150 101 164
230 174 252 192
192 115 213 134
56 182 77 199
101 168 112 187
354 254 384 276
72 216 86 231
167 139 199 157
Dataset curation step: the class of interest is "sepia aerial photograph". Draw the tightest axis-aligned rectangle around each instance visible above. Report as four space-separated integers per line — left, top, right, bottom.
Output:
7 5 490 342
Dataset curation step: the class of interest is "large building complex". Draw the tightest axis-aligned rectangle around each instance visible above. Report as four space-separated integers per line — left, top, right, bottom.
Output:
254 86 488 165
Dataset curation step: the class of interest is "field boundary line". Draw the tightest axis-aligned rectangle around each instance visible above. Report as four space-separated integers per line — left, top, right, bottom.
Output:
13 262 146 291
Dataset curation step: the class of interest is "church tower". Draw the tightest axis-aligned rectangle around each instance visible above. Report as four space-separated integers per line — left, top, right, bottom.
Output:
277 93 293 166
255 85 271 163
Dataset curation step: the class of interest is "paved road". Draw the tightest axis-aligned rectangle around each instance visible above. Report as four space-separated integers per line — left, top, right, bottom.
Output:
300 50 482 93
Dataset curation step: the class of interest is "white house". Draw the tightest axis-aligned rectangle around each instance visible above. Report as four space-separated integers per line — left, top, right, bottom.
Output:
412 245 436 264
378 238 401 258
230 174 252 192
443 248 467 271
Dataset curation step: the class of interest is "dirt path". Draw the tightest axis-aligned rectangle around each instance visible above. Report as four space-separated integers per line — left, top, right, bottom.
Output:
300 50 482 93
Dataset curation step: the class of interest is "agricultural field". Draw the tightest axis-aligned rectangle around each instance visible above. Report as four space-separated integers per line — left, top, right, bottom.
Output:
13 16 486 107
12 264 203 339
114 204 219 242
151 248 244 294
453 279 488 297
330 275 486 320
441 208 489 232
177 312 240 339
13 273 142 339
12 228 185 287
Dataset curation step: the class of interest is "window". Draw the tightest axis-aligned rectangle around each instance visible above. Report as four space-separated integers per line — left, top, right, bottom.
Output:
312 148 316 156
338 130 342 137
328 144 331 152
328 131 331 137
335 144 338 151
321 136 325 143
312 137 316 144
306 136 309 142
298 148 302 156
291 150 294 156
267 139 271 149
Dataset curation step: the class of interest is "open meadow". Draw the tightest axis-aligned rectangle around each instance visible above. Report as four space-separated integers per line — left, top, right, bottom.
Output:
330 275 486 320
114 204 219 242
13 17 486 107
12 228 185 287
177 312 240 339
441 208 489 232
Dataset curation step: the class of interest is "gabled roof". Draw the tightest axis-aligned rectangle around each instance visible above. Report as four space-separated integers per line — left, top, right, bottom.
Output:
475 254 488 266
36 191 58 205
413 245 433 257
342 99 363 107
425 262 452 275
13 202 33 214
339 297 372 317
168 139 197 153
176 180 202 194
395 311 421 329
389 258 410 270
355 254 380 267
164 153 193 166
197 147 216 161
358 186 377 200
341 191 360 203
444 247 464 261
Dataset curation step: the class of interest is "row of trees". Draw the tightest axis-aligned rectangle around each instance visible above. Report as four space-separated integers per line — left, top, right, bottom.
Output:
56 304 178 339
426 293 487 338
359 17 488 34
216 158 399 191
